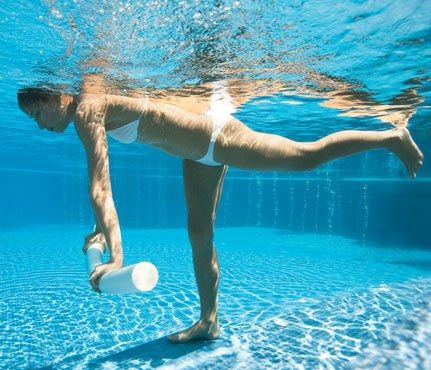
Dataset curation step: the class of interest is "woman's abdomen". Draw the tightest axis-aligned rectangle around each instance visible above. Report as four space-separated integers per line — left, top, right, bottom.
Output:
137 102 213 160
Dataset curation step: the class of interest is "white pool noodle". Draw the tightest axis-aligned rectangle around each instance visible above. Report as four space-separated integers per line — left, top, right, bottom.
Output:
86 243 105 273
85 243 158 294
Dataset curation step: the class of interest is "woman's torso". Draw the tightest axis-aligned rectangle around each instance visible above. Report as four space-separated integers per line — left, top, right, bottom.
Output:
101 86 238 160
99 94 215 160
78 81 241 161
137 100 215 159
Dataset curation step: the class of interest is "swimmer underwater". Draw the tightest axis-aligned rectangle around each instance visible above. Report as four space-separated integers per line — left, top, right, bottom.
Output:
17 77 423 343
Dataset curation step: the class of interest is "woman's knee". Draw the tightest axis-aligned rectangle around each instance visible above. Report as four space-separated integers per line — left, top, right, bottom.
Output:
293 141 324 171
187 217 214 245
281 143 318 171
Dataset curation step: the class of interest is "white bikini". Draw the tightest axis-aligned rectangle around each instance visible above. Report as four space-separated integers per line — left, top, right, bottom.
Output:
107 81 235 166
107 97 149 144
197 80 235 166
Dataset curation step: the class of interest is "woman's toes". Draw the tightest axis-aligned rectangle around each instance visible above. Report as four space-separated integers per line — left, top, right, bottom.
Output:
414 161 423 174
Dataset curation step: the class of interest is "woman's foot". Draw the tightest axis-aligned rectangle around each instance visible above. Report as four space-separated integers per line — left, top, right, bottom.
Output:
167 319 221 343
389 128 424 179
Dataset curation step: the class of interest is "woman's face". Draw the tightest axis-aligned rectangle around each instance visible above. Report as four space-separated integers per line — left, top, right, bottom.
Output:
25 95 71 133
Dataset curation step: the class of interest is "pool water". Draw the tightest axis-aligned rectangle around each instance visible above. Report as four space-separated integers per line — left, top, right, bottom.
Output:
1 227 430 369
1 0 431 369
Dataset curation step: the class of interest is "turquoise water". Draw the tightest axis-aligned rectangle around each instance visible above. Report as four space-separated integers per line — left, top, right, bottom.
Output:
1 0 431 369
1 228 431 368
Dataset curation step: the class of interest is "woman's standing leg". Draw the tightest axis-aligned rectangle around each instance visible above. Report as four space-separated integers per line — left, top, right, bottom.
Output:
168 160 228 343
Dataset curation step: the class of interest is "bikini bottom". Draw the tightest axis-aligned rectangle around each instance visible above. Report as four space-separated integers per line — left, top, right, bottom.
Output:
194 113 232 166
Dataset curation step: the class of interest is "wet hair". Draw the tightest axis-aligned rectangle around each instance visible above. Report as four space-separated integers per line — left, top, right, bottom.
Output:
17 87 60 111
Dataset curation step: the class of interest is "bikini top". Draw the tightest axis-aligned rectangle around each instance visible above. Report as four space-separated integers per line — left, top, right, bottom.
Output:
107 97 149 144
107 119 141 144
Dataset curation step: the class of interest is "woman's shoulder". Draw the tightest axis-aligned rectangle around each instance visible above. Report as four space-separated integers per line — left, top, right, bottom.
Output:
77 93 107 108
75 94 107 123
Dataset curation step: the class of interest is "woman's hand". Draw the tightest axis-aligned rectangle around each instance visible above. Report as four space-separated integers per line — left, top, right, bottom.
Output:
83 231 106 254
89 260 123 293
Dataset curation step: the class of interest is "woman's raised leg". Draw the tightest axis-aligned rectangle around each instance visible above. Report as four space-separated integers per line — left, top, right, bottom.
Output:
168 160 228 343
215 120 423 178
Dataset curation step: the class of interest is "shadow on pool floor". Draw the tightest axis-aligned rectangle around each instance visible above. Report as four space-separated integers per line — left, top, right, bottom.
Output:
35 336 214 369
89 336 214 368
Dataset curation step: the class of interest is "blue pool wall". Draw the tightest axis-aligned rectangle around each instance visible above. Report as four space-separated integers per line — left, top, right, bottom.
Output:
2 140 430 249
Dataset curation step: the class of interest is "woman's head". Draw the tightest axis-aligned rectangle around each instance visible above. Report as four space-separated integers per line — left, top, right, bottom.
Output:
17 87 75 132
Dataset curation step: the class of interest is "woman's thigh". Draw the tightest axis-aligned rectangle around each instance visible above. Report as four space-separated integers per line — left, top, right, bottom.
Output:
213 118 303 170
183 159 228 227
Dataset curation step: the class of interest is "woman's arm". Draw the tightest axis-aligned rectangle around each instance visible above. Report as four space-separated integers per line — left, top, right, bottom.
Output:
74 97 123 291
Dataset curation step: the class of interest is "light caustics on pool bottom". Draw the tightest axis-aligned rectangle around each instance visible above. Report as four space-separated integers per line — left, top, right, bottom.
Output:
1 0 430 368
0 227 430 369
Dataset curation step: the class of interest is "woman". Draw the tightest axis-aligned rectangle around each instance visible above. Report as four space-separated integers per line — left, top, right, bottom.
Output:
17 79 423 343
